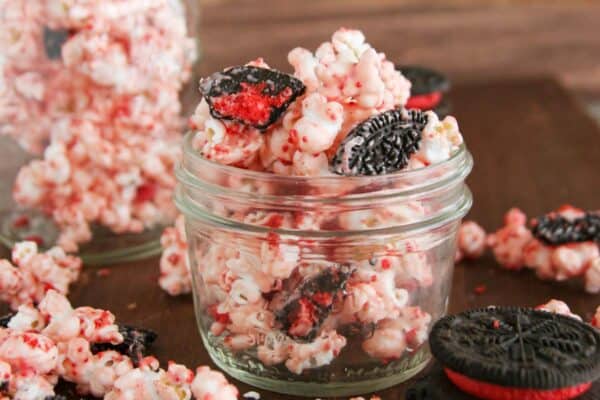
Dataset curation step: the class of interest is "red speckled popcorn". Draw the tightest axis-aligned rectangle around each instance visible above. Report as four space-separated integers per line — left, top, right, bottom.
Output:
159 215 191 296
171 28 473 396
489 206 600 292
456 221 487 262
487 208 532 270
0 241 81 310
2 0 197 251
536 299 582 321
0 283 241 399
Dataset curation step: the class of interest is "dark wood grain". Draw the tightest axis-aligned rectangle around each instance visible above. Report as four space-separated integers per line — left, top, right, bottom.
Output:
2 77 598 399
199 0 600 102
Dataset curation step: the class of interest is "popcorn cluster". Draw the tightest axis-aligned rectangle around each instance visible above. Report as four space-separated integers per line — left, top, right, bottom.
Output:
159 215 190 296
455 221 487 262
0 241 81 310
2 0 196 251
487 206 600 292
0 289 239 400
191 28 463 176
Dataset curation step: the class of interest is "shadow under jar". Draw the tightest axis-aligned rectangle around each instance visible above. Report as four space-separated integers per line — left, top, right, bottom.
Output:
175 132 473 397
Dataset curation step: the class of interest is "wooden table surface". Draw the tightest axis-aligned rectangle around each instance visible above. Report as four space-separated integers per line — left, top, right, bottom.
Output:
3 2 600 399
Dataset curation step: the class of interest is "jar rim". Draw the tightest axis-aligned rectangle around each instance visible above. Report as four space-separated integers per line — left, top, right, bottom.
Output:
181 131 469 187
176 131 474 237
174 185 473 238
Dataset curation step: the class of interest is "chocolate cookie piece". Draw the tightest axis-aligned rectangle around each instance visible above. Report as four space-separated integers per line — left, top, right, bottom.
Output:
331 108 427 176
91 324 157 365
531 212 600 246
429 306 600 400
200 65 305 130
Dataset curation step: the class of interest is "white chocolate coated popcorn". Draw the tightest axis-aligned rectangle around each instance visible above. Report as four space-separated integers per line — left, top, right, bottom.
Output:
285 330 347 374
489 206 600 292
536 299 582 321
0 270 240 400
0 241 81 310
456 221 487 262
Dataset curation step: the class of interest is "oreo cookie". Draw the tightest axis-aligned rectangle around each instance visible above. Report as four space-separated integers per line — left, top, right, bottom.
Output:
275 265 352 341
0 313 14 328
331 108 427 176
200 66 305 130
531 212 600 246
43 26 70 60
397 65 451 117
91 324 157 365
430 306 600 400
406 363 600 400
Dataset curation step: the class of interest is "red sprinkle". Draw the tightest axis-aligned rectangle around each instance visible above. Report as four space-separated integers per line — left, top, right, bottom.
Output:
24 235 44 246
135 183 157 203
263 214 284 229
12 215 30 229
96 268 111 277
492 319 500 329
167 253 181 265
311 292 333 307
474 285 487 295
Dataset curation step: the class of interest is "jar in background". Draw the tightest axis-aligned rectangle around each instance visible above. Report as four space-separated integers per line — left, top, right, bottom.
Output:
0 1 200 264
176 132 473 397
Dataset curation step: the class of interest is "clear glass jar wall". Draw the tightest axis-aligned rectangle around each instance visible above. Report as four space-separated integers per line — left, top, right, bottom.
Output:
176 133 473 397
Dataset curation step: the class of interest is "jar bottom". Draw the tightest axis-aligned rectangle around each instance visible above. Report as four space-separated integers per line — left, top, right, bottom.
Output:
198 329 431 397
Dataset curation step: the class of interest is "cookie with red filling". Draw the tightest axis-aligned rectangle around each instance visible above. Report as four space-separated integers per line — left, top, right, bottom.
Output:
397 65 450 117
429 306 600 400
200 65 305 130
275 264 352 341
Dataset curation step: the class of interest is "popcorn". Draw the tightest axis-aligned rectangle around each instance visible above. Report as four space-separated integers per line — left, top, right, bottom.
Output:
104 357 193 400
456 221 487 262
0 267 240 400
0 330 58 376
487 208 532 270
0 241 81 310
412 112 463 166
60 338 133 397
191 366 239 400
536 299 582 321
159 215 191 296
285 330 347 374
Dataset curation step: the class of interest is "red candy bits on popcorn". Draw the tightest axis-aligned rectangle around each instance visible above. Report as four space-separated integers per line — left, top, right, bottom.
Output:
0 241 81 310
456 221 487 262
489 206 600 292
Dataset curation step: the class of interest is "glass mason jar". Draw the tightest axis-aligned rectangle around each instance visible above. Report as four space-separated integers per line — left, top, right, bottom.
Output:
176 133 473 397
0 1 200 264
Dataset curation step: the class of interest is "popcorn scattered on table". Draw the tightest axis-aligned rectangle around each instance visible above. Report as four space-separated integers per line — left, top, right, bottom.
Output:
488 206 600 292
536 299 582 321
159 215 191 296
0 241 81 310
0 289 239 400
456 220 487 262
2 0 196 251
